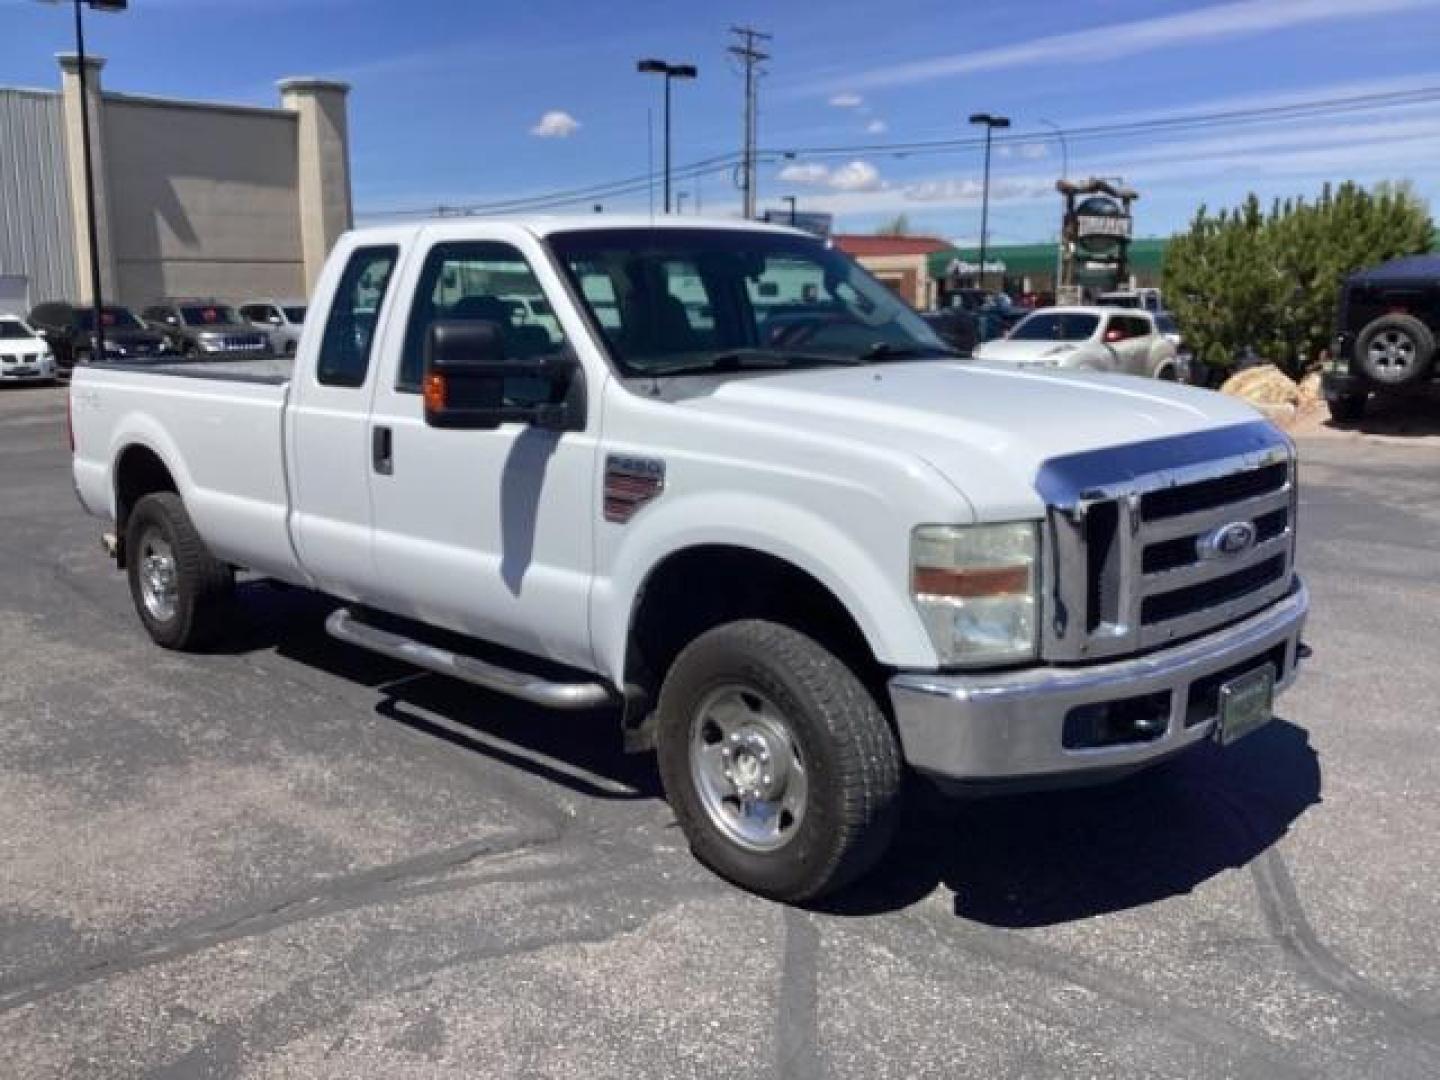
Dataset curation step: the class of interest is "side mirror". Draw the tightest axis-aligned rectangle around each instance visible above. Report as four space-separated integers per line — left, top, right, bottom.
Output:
268 314 283 326
423 319 580 431
165 315 178 326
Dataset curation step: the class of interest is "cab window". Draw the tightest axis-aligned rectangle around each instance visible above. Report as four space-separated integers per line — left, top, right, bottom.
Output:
316 245 398 388
398 240 568 406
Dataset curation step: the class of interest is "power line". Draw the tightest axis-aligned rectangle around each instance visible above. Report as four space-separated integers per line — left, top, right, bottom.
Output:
728 25 771 220
357 86 1440 220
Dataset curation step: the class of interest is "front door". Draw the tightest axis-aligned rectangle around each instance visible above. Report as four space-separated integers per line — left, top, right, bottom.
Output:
366 228 599 671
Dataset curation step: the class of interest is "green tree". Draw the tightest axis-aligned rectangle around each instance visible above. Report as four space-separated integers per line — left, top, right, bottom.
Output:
1162 180 1433 376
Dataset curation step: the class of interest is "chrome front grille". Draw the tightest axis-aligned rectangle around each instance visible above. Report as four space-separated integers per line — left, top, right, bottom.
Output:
1038 422 1297 662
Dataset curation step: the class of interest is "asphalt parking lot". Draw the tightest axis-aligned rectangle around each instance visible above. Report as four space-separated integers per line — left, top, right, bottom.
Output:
2 382 1438 1079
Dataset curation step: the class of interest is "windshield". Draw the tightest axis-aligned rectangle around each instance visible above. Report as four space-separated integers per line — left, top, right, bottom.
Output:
76 307 144 331
180 305 241 326
1155 315 1178 334
546 227 948 376
0 320 36 340
1009 311 1100 342
283 305 307 323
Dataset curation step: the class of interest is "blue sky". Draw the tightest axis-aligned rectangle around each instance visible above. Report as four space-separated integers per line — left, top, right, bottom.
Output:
5 0 1439 244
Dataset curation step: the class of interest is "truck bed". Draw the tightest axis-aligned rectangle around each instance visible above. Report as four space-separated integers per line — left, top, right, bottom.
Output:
71 358 304 583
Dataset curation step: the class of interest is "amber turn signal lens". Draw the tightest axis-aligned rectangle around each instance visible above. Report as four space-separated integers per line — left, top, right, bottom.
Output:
423 372 447 412
913 564 1030 598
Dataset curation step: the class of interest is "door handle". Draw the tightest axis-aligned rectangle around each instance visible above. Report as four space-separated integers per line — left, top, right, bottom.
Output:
372 425 393 475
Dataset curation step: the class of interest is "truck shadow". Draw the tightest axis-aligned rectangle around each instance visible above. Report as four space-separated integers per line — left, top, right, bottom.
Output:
1323 393 1440 437
226 582 1321 923
825 720 1321 925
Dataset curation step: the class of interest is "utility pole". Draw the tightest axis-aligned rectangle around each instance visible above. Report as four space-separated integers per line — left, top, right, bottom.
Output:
729 25 770 220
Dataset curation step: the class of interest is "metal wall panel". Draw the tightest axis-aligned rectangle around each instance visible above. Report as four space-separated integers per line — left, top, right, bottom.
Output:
0 89 78 305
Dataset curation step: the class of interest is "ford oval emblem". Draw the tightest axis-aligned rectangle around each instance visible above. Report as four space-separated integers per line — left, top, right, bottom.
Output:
1198 521 1258 560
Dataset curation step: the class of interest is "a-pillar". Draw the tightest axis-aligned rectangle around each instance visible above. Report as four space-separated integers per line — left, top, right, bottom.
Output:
278 77 353 294
57 52 117 304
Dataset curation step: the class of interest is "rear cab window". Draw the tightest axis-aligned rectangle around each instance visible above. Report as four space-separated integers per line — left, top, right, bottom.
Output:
316 245 400 388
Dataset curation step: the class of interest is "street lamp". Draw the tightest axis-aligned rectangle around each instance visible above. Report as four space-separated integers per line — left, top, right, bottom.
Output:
636 58 697 214
40 0 127 363
782 195 797 225
967 112 1010 291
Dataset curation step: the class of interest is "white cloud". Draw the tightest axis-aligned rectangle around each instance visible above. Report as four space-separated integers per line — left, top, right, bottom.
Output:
1018 142 1050 160
818 0 1440 93
829 160 883 192
865 118 888 135
828 92 863 108
531 110 580 138
778 162 831 184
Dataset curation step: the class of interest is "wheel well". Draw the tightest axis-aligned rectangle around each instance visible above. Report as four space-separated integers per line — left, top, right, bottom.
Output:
622 545 884 747
113 445 177 566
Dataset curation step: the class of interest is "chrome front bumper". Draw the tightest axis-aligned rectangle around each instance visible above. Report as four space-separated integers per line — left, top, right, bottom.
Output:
888 579 1308 786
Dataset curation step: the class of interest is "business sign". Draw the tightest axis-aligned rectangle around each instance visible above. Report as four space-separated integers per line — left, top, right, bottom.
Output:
946 258 1006 277
1071 195 1132 261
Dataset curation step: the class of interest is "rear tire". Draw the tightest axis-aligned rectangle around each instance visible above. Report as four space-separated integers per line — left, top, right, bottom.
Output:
125 492 234 650
655 619 902 903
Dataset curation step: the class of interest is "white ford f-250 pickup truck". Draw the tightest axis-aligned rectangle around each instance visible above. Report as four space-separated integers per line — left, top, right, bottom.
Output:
71 217 1308 901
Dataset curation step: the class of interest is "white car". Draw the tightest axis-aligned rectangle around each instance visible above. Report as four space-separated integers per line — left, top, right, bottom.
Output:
71 217 1306 902
0 316 57 383
974 306 1185 380
239 298 307 356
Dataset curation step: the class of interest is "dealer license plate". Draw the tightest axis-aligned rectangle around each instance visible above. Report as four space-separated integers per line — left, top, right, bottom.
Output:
1216 664 1275 746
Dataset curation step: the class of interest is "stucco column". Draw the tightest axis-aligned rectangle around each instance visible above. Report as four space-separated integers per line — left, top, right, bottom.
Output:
278 78 353 294
57 52 116 304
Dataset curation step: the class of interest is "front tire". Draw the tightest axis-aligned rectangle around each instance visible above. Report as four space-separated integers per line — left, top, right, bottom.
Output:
656 620 902 902
125 492 234 650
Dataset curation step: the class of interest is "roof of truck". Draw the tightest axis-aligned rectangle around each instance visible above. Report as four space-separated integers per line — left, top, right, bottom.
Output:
354 214 812 241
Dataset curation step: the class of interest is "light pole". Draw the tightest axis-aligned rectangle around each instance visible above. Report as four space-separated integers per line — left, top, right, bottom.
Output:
675 191 689 215
41 0 127 361
782 195 797 225
1038 118 1068 293
967 112 1010 291
637 59 697 214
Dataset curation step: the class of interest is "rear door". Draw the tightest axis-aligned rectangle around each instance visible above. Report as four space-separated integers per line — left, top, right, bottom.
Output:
285 238 404 600
364 224 599 669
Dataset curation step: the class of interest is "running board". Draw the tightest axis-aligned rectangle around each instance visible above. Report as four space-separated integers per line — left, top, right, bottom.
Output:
325 608 614 710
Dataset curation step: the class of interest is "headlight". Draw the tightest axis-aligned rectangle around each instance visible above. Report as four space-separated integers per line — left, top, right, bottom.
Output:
911 522 1039 666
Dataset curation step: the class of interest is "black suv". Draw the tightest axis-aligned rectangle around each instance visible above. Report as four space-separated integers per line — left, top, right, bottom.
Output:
141 299 272 360
27 301 173 373
1324 255 1440 421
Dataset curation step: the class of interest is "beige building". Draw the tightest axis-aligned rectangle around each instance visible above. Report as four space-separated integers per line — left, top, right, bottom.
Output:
0 54 352 312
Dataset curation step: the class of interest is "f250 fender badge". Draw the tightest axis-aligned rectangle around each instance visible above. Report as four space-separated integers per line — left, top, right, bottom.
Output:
604 455 665 523
1197 520 1257 560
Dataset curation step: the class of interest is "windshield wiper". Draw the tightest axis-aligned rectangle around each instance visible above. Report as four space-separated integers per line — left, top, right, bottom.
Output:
863 342 960 361
648 348 852 376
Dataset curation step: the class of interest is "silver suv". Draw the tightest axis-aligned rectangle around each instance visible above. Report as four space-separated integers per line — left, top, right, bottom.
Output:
142 299 272 360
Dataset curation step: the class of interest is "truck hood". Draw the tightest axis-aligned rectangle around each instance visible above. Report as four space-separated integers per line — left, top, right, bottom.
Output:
678 360 1264 520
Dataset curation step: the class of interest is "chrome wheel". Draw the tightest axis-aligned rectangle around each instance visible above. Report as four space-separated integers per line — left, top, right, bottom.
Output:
1366 329 1416 382
689 685 808 852
137 529 178 623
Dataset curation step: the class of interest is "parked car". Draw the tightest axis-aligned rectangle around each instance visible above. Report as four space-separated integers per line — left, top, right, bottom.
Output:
239 298 307 356
0 315 58 384
27 301 174 373
1154 312 1197 382
142 299 272 360
1096 287 1164 313
71 216 1307 903
974 306 1186 380
1323 254 1439 421
921 306 979 356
